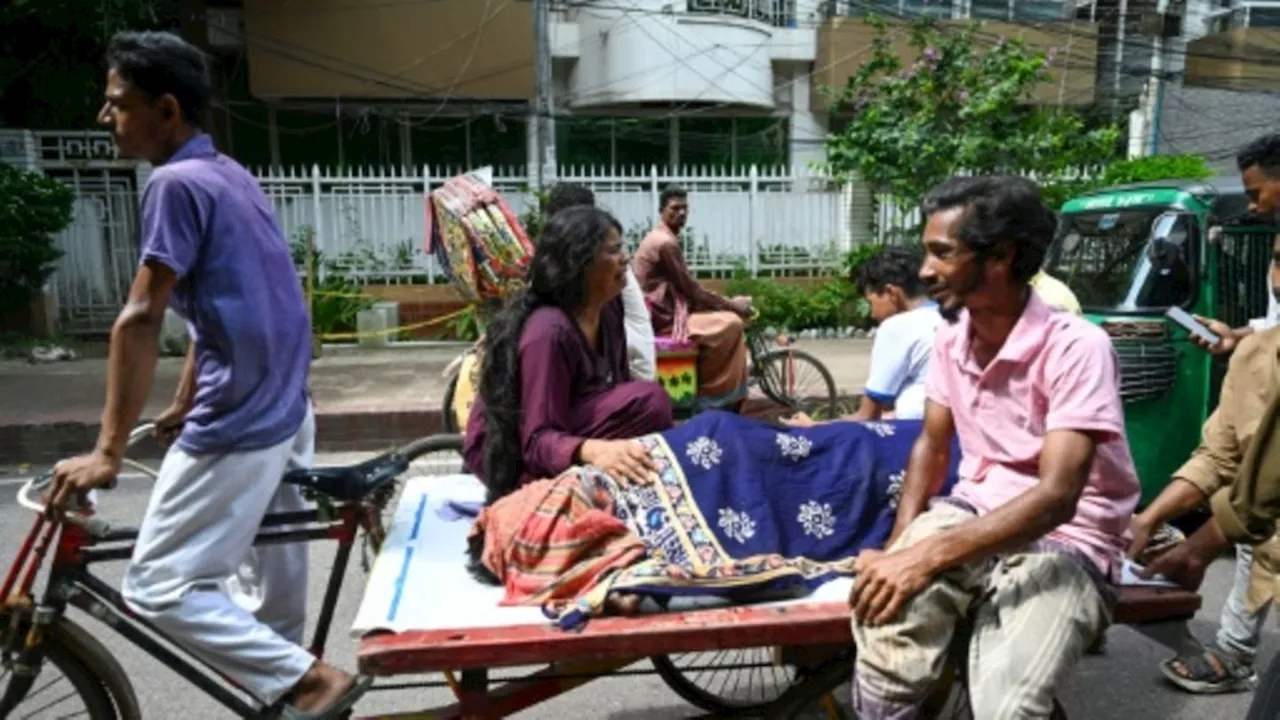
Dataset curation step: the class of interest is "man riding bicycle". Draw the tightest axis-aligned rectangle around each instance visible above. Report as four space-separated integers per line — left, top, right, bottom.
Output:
44 31 370 719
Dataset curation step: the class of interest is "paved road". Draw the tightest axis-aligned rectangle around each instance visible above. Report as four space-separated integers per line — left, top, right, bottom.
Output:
1 456 1273 719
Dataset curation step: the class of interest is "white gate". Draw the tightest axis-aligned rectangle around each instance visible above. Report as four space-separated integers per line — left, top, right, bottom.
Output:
2 131 145 335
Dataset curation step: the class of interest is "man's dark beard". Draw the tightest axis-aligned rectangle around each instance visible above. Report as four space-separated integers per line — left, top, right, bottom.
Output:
939 302 962 323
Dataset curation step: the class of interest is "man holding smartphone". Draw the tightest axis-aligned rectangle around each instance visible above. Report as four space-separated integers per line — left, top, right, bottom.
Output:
1186 132 1280 354
1128 236 1280 693
1133 132 1280 709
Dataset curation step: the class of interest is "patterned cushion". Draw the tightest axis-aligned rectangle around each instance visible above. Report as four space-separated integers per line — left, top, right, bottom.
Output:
424 172 534 303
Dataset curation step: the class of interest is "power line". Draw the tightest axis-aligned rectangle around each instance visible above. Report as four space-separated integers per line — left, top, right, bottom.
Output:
231 1 1280 120
189 1 1280 167
412 0 508 127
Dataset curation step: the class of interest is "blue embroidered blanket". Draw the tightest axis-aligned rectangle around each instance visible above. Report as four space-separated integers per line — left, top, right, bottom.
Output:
554 411 962 629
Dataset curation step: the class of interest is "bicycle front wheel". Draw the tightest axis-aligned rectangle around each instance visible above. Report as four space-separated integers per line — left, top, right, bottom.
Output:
441 373 462 434
0 618 138 720
362 434 467 571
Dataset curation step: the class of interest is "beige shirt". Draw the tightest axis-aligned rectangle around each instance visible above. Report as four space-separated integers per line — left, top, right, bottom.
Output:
1176 328 1280 498
1176 326 1280 610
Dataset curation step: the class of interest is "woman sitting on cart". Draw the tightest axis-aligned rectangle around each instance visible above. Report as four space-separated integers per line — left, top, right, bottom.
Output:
462 205 676 496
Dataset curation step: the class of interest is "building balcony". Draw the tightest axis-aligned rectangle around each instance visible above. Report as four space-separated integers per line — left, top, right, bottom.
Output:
1185 3 1280 91
241 0 824 111
559 1 822 111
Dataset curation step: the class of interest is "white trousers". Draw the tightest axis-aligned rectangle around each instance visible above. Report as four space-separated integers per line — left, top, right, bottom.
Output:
122 408 317 705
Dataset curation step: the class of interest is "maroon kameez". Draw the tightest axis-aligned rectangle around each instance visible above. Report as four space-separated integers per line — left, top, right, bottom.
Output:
463 298 674 488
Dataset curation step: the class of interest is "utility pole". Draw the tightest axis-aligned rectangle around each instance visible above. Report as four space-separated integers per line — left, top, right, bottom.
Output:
180 0 228 151
533 0 556 190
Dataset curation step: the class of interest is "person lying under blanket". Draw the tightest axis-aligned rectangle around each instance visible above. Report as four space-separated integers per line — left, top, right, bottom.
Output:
463 409 963 629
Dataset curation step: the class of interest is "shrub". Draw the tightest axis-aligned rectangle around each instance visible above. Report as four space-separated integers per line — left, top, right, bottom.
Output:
725 272 867 332
289 228 375 340
0 163 71 324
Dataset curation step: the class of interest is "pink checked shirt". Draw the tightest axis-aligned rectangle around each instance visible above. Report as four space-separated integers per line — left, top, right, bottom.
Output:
925 293 1141 581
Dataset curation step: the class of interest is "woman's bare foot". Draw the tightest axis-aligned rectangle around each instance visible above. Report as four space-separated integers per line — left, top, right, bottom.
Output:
605 592 643 616
287 662 357 714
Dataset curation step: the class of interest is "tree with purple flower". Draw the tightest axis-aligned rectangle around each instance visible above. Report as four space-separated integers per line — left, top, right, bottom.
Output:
822 15 1120 230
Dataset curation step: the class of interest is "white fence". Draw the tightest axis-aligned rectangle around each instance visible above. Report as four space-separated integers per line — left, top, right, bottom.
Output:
1 129 890 334
257 164 855 283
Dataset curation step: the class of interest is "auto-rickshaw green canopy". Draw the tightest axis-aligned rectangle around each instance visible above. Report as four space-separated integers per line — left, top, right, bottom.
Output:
1052 177 1279 506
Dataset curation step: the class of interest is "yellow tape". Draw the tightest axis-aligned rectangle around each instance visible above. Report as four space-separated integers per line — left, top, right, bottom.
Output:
316 306 474 341
309 290 384 300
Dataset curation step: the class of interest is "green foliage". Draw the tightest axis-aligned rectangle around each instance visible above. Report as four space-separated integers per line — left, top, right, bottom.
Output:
1097 154 1214 185
720 242 910 332
725 272 867 332
0 331 80 359
840 243 890 283
309 275 375 339
1043 153 1215 209
289 227 375 339
450 304 484 341
519 189 551 243
2 0 167 129
0 163 72 322
823 16 1121 216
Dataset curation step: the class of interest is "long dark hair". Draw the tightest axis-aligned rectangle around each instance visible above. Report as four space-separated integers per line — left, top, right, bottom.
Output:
466 205 622 581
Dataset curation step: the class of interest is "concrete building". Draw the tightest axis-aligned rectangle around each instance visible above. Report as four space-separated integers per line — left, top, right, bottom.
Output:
1125 1 1280 171
199 0 1099 170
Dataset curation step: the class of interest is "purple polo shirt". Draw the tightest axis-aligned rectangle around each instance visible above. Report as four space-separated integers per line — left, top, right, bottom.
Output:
138 134 311 455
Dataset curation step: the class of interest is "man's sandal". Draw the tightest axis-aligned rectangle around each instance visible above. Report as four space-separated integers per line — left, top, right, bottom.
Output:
280 676 375 720
1159 646 1257 694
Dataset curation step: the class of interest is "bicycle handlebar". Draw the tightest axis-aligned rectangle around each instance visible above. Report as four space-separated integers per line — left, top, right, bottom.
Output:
16 423 458 535
16 423 157 535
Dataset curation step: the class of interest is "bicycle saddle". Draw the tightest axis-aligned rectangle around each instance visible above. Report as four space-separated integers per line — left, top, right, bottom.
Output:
282 451 409 501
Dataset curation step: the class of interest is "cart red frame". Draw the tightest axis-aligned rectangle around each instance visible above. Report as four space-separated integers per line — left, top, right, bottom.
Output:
356 584 1202 719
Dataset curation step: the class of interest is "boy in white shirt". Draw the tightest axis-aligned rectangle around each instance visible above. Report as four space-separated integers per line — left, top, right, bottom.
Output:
785 245 942 426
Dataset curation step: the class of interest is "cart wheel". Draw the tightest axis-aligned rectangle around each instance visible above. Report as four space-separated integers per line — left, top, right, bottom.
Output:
652 649 810 714
750 649 853 719
752 348 839 420
360 433 467 573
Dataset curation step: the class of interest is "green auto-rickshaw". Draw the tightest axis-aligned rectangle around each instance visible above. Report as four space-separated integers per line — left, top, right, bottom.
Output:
1047 178 1280 506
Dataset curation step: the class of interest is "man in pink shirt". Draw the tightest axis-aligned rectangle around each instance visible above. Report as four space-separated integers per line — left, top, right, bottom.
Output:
849 175 1141 720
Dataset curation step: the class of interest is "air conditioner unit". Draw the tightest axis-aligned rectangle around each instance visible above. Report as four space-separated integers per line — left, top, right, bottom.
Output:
208 7 246 49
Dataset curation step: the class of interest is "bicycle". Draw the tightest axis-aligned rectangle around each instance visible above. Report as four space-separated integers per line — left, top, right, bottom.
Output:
0 423 461 719
439 309 840 434
738 310 839 421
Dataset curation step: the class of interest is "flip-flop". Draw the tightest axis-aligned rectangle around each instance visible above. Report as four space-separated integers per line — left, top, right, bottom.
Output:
280 676 375 720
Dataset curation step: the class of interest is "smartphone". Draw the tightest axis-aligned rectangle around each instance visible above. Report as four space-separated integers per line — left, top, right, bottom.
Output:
1165 306 1221 346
